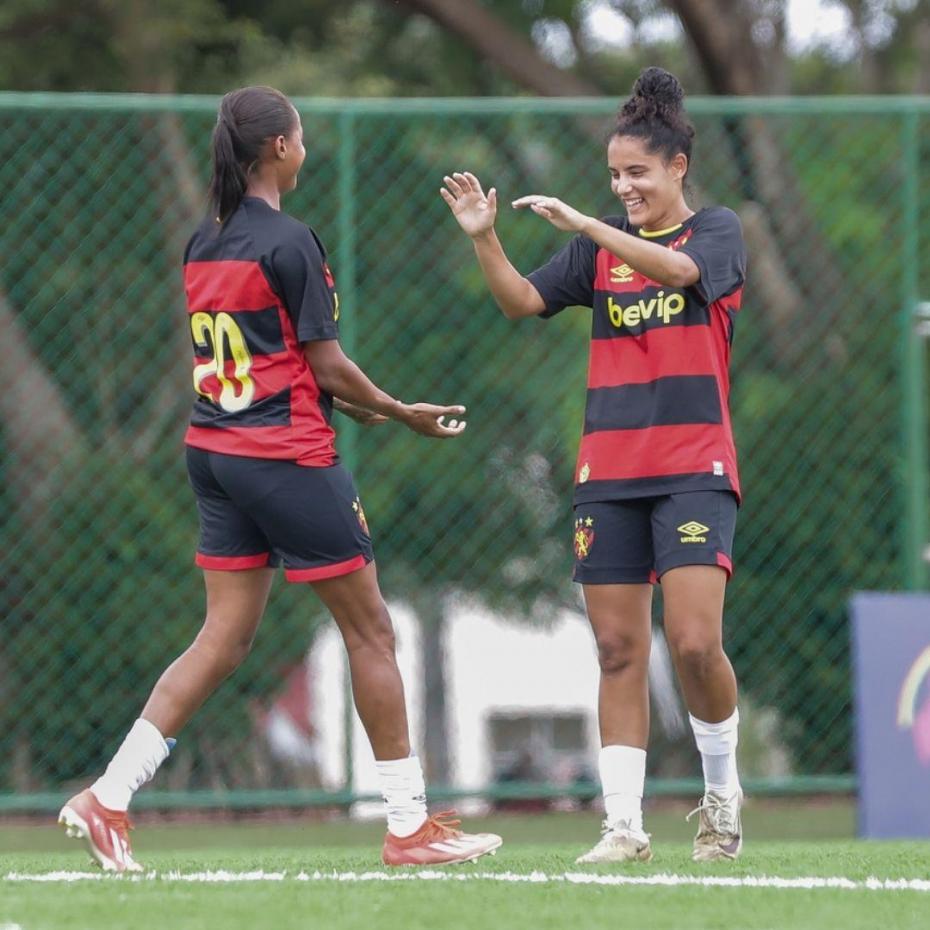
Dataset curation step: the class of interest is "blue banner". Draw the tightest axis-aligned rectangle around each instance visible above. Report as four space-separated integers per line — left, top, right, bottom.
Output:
852 592 930 838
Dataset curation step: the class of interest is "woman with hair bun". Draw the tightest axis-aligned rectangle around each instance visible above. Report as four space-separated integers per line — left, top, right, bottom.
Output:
442 67 746 864
59 85 501 872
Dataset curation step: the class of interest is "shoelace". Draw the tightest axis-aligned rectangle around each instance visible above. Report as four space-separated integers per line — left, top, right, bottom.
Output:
686 795 737 835
99 807 134 836
600 817 629 836
425 810 463 838
598 818 649 842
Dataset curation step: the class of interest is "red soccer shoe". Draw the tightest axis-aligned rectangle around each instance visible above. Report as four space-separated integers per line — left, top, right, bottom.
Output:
382 811 503 866
58 789 143 873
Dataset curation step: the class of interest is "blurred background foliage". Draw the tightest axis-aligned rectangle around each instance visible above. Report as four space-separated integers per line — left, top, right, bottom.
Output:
0 1 928 794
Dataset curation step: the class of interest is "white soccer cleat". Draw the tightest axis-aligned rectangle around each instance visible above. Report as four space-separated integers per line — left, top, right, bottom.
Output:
687 788 743 861
382 810 502 866
58 788 143 873
575 819 652 864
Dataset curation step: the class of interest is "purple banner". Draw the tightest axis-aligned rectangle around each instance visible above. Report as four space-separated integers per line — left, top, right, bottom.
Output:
852 592 930 838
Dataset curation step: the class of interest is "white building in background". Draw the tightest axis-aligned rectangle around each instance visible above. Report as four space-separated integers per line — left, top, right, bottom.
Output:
299 602 602 809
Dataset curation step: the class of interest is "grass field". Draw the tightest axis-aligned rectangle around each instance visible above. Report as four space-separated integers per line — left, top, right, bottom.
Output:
2 801 929 930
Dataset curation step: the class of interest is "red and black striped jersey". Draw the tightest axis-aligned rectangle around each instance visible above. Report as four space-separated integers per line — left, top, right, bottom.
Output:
527 207 746 503
182 197 340 466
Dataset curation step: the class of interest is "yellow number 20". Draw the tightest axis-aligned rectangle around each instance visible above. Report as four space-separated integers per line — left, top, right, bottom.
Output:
190 312 255 413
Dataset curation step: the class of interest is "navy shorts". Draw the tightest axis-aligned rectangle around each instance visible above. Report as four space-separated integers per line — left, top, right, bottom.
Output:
572 490 737 585
186 447 373 582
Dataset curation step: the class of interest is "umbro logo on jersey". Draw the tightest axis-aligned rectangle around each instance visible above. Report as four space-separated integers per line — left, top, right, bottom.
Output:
610 263 635 283
678 521 709 543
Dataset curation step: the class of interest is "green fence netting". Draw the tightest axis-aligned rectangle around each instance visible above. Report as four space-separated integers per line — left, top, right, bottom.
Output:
0 95 927 810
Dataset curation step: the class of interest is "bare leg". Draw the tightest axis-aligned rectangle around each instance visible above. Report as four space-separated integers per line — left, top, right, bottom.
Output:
583 583 654 748
311 561 410 760
141 567 275 737
661 565 737 722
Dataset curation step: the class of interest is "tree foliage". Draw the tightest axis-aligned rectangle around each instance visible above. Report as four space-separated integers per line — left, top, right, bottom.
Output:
4 1 930 96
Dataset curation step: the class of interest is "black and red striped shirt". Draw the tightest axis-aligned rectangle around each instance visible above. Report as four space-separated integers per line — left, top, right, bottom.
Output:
182 197 340 466
527 206 746 503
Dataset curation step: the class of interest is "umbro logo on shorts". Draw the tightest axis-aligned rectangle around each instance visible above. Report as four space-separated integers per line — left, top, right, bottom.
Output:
678 521 710 543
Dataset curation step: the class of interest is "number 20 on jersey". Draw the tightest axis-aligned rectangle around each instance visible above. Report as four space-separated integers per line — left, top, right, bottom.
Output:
190 311 255 413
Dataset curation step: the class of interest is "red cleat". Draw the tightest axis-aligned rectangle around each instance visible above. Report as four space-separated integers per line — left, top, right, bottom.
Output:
58 789 143 873
382 811 502 866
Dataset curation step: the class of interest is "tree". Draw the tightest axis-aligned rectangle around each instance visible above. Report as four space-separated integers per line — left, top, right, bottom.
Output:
1 0 922 788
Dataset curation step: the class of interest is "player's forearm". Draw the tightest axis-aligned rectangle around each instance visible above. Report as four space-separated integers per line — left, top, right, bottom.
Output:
333 397 373 418
317 360 405 420
578 218 697 288
471 229 545 319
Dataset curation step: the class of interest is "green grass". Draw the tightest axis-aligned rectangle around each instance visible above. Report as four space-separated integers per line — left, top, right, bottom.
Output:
2 804 929 930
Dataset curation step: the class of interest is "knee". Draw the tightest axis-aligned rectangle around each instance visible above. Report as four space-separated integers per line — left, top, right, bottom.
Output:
195 621 256 677
339 601 397 657
594 632 647 676
668 632 722 681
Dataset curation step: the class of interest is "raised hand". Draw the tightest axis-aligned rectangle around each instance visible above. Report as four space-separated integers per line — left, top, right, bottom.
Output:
440 172 497 238
398 403 467 439
512 195 590 233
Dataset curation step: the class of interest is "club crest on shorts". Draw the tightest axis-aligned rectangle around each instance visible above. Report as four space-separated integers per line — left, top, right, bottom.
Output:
352 497 369 536
578 462 591 484
574 516 595 559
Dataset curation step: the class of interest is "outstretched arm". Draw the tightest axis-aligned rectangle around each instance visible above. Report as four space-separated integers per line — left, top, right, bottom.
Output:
441 172 546 319
512 195 699 288
332 397 389 426
304 340 466 439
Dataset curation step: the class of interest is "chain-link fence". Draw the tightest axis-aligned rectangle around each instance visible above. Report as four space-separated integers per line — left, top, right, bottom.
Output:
0 94 927 811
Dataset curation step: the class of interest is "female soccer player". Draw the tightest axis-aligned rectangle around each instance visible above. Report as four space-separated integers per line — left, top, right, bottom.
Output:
60 85 501 872
441 67 746 863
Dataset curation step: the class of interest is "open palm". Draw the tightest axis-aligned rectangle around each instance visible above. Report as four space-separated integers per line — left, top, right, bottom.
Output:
440 171 497 238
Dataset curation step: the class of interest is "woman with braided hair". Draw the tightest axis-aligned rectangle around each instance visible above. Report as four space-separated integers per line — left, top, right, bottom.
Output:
442 67 746 863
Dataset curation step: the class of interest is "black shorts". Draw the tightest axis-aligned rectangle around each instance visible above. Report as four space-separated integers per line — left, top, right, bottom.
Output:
572 490 737 585
186 447 373 582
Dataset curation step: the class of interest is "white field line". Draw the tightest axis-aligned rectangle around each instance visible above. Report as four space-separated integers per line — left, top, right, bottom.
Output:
3 870 930 892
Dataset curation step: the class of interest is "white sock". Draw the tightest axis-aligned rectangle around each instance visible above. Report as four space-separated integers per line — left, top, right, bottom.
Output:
91 718 171 812
376 753 428 838
599 745 646 833
689 708 740 795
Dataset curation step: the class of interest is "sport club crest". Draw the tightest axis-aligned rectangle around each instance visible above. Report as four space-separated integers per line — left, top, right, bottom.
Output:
352 497 370 536
573 516 595 560
669 231 692 251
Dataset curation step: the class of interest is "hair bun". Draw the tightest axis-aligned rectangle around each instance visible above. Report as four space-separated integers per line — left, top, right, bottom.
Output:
634 67 684 108
621 67 685 122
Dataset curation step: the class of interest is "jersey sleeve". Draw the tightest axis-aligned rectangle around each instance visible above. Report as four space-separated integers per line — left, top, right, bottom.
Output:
526 233 597 318
677 207 746 305
266 227 340 342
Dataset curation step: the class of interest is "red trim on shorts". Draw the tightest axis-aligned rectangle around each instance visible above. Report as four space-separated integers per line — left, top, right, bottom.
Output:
648 570 658 585
196 552 271 570
285 554 368 583
716 551 733 577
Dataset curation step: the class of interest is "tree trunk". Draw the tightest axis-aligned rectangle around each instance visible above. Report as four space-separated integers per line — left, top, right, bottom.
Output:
0 289 85 529
396 0 600 96
105 0 204 459
668 0 788 95
670 0 847 359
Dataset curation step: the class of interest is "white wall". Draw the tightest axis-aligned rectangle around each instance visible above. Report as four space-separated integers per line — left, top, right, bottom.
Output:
308 600 600 800
445 604 600 789
309 602 424 795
